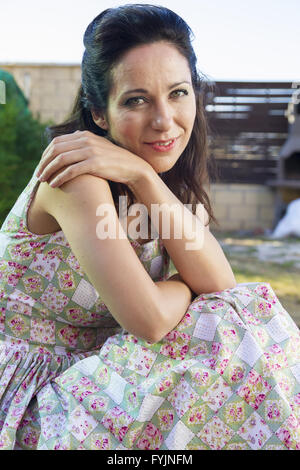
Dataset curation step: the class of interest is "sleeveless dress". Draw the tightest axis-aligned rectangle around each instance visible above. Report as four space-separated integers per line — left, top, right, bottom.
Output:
0 167 176 449
0 167 300 450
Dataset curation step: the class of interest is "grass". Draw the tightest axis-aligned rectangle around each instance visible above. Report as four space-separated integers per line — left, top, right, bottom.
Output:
230 255 300 322
214 232 300 327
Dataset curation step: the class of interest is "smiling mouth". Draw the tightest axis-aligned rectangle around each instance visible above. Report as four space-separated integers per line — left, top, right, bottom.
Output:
145 138 177 146
144 138 178 152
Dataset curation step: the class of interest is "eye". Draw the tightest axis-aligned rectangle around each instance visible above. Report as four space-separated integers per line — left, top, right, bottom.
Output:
123 96 146 107
171 89 189 98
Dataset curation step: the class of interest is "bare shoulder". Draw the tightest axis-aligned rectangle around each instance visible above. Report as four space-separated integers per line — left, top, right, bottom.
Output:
27 174 113 235
43 173 111 197
40 174 113 214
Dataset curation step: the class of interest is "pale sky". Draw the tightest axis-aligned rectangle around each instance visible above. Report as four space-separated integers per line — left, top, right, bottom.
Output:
1 0 299 81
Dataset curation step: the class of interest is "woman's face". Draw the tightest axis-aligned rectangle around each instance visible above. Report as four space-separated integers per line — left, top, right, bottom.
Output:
94 41 196 174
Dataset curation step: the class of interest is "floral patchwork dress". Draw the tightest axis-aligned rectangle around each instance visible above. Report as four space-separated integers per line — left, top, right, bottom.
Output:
37 281 300 451
0 167 176 449
1 168 300 450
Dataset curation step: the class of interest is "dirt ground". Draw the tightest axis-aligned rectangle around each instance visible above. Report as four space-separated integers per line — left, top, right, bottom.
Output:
213 231 300 327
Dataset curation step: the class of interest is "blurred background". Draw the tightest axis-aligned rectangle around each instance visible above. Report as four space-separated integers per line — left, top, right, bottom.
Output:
0 0 300 324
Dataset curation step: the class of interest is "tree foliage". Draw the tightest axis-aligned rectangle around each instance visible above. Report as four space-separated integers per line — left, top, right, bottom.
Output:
0 69 53 226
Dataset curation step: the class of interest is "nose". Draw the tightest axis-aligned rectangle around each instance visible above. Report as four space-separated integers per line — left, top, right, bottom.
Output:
150 101 173 131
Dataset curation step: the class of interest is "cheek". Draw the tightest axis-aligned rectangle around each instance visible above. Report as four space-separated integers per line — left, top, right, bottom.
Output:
183 100 196 125
111 115 140 145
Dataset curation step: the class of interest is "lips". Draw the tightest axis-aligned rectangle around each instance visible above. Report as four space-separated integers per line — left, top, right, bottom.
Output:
145 137 178 152
146 138 176 145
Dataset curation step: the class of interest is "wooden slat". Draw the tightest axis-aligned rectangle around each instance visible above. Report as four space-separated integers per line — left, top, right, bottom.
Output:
207 118 289 134
208 81 294 91
267 179 300 189
207 103 289 111
214 158 277 167
210 137 286 146
203 81 294 184
212 160 278 184
211 94 293 99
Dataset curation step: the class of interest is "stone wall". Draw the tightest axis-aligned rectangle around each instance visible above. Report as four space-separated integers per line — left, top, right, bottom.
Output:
0 63 81 124
0 63 277 232
209 184 276 232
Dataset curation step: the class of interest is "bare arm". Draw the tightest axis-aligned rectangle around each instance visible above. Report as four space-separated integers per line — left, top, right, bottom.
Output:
35 131 235 297
38 174 192 343
128 166 237 295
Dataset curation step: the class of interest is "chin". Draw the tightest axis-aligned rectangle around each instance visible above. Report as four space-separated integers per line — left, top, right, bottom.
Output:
147 154 181 174
150 162 177 174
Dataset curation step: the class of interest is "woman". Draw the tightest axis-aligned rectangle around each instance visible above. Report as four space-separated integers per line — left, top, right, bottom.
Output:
0 4 299 450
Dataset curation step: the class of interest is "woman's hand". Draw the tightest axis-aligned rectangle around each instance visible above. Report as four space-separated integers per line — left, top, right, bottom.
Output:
36 130 151 187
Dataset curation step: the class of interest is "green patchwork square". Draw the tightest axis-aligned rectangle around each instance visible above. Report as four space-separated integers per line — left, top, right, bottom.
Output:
223 434 251 450
52 261 82 298
185 435 210 450
261 388 293 432
82 423 119 450
217 393 253 431
5 310 30 339
181 399 214 433
21 270 47 296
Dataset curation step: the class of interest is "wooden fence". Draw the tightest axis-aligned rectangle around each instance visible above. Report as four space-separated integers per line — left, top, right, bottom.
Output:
204 81 294 184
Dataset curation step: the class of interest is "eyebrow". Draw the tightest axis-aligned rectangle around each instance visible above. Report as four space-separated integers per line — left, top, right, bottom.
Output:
121 81 192 97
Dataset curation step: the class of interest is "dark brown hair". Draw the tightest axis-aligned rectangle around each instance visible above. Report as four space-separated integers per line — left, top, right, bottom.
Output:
45 3 218 226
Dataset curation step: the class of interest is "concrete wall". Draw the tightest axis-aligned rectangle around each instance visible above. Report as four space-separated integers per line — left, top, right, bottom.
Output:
209 184 276 232
0 63 278 232
0 63 81 124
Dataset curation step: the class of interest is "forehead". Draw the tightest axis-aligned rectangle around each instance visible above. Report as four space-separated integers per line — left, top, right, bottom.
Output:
110 41 191 95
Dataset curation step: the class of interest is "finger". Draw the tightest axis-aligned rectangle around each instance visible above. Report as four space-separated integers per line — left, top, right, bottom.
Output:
37 137 86 178
40 130 81 159
48 160 94 188
39 130 83 164
37 130 84 175
38 148 89 182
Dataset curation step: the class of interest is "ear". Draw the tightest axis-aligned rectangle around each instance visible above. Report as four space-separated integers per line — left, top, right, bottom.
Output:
91 109 109 131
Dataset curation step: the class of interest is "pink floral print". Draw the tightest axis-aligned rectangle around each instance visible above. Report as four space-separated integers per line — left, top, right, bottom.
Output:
237 369 273 410
101 406 134 442
136 423 163 449
0 169 299 451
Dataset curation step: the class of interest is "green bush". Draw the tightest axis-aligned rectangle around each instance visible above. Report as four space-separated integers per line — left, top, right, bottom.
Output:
0 69 53 226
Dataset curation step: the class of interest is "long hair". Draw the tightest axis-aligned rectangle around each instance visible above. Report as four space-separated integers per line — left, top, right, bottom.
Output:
45 4 219 226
